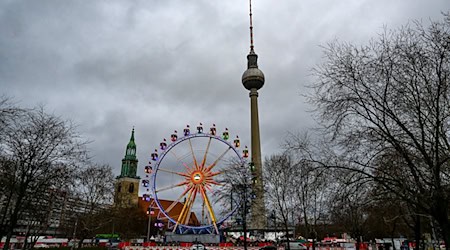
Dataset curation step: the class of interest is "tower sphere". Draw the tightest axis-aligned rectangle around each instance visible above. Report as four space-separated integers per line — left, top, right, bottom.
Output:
242 67 265 90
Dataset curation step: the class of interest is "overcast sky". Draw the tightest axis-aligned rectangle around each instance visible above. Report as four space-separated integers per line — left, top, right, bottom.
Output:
1 0 448 178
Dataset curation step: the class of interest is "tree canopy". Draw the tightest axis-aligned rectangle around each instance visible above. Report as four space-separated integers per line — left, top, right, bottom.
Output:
308 13 450 248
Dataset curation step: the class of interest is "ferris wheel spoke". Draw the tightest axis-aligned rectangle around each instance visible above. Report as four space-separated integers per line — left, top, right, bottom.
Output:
188 138 199 169
183 186 198 225
199 187 219 234
205 179 223 186
157 168 190 178
200 137 212 169
165 186 193 215
156 181 189 193
202 201 212 225
206 147 231 171
208 170 226 177
170 150 192 171
173 187 195 232
201 200 206 225
173 188 194 232
179 186 195 225
204 184 214 193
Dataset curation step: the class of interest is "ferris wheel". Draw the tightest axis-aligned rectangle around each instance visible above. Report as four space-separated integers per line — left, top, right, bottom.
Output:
141 123 249 234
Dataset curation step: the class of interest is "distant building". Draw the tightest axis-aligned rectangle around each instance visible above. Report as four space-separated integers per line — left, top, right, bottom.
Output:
0 187 87 237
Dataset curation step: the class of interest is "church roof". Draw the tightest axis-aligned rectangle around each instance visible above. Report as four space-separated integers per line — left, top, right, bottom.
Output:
138 198 200 226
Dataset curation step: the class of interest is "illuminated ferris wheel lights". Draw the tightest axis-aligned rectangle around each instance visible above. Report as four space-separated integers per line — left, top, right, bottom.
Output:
191 171 204 184
197 123 203 133
233 135 240 148
222 128 229 140
183 125 190 136
160 138 167 150
171 131 178 142
151 149 158 161
249 162 255 172
142 194 151 202
210 124 216 135
243 145 249 158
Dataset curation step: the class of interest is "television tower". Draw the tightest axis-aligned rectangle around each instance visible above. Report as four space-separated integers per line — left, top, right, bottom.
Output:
241 0 267 229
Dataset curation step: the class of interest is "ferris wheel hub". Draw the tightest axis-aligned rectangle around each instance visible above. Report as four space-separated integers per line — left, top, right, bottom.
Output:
191 171 204 184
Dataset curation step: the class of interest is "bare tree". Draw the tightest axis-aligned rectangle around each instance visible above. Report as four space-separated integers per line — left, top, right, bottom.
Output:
287 134 429 244
215 160 253 250
282 133 340 242
77 164 115 211
214 159 250 219
20 188 68 249
74 164 115 248
0 96 22 133
328 171 373 250
264 153 298 249
0 107 88 250
286 136 332 241
310 14 450 248
0 96 22 197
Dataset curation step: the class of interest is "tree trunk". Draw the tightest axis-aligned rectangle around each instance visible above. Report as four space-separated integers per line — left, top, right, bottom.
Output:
0 189 14 243
23 236 29 250
243 210 248 250
414 215 421 250
311 232 316 250
303 209 309 240
356 235 361 250
3 190 25 250
285 222 291 250
430 196 450 250
77 237 85 249
433 212 450 250
3 208 19 250
391 220 397 250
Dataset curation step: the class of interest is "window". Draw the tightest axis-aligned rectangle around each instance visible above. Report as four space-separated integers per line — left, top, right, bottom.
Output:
129 183 134 193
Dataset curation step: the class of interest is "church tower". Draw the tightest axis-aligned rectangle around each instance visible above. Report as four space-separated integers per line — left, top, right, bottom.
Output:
115 128 140 207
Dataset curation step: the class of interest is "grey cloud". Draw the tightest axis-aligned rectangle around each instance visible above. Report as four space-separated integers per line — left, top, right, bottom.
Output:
1 0 448 177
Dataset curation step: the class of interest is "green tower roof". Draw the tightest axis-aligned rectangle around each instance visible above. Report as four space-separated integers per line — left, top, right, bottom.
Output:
118 128 139 179
127 128 136 149
124 128 137 160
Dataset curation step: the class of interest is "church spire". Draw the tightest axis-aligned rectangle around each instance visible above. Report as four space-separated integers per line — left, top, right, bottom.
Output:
119 127 139 178
125 127 136 159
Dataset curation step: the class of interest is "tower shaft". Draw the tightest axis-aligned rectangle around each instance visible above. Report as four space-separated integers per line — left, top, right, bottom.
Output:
249 89 267 229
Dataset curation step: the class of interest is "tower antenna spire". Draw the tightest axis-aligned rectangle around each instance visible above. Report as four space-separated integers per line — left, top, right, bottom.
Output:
249 0 254 52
